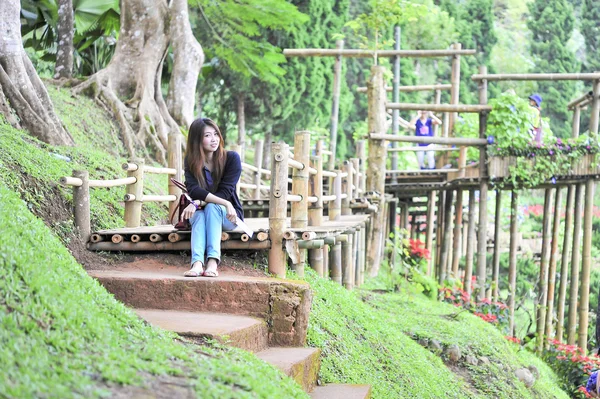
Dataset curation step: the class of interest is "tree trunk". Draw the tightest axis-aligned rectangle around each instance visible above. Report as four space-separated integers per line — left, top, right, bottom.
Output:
0 1 73 146
74 0 193 163
166 0 204 128
55 0 74 79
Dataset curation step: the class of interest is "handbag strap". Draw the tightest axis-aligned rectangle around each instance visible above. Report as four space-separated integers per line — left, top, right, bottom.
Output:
170 177 188 192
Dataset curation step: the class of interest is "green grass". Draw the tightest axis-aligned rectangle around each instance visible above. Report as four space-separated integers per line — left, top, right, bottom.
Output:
305 270 568 399
0 181 308 398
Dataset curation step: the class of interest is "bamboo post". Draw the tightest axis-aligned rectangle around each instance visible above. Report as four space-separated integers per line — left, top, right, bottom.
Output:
439 190 454 283
508 191 519 337
464 190 476 296
572 106 581 139
435 191 446 277
366 65 388 277
476 65 489 300
342 234 354 290
329 171 342 221
589 78 600 137
342 161 353 215
556 185 575 341
360 226 367 285
330 241 342 285
167 132 183 217
268 143 289 278
357 140 366 194
388 198 398 267
73 170 91 242
308 155 324 276
567 184 584 345
536 189 554 354
451 189 463 278
124 158 144 228
448 43 462 136
578 180 595 353
354 229 361 287
329 40 344 170
352 158 360 200
425 191 436 276
291 131 311 277
253 140 264 200
491 190 502 301
545 188 563 346
391 26 401 183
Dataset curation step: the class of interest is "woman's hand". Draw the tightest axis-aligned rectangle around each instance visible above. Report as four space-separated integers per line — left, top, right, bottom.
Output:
181 202 197 220
224 201 237 224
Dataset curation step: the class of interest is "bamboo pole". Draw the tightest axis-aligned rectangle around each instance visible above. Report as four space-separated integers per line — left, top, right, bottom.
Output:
354 229 361 288
291 131 311 277
88 240 271 252
508 191 519 337
309 154 324 276
330 241 342 285
90 234 103 243
357 140 367 194
111 234 123 244
451 189 463 278
572 106 581 139
149 233 163 243
73 170 91 243
387 103 492 113
366 65 388 277
536 189 554 354
491 190 502 301
578 180 596 352
435 192 445 279
329 171 342 221
253 140 264 200
342 161 353 215
426 191 436 276
545 188 563 346
328 40 344 170
124 158 144 228
471 73 600 81
269 143 289 278
391 27 401 182
352 158 360 199
567 91 593 109
168 132 183 217
439 190 454 283
464 190 476 296
342 234 354 290
567 184 584 345
283 48 477 58
369 134 487 145
476 65 489 301
448 43 461 136
556 185 575 341
356 84 452 93
589 79 600 137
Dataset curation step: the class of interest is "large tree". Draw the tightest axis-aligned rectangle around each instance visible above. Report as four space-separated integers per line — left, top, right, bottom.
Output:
527 0 579 138
74 0 203 163
54 0 74 79
581 0 600 73
0 1 73 146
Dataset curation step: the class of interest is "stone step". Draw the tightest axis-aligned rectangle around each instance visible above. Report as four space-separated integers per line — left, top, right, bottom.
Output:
310 384 372 399
134 309 269 353
89 265 312 347
256 347 321 393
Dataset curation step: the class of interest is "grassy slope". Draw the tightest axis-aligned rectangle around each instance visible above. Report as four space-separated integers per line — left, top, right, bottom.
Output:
0 85 307 398
305 270 568 399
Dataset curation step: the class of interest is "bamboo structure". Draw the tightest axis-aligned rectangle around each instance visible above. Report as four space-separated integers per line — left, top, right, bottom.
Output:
471 73 600 81
508 191 519 337
341 161 353 215
329 171 342 221
290 131 311 277
89 240 270 252
283 48 476 58
356 84 452 93
438 190 454 283
464 190 476 296
590 79 600 136
253 140 264 200
73 170 91 242
536 189 554 354
386 103 492 113
329 40 344 170
435 191 445 278
341 234 354 290
556 185 575 341
167 132 182 216
366 65 388 276
124 158 144 228
491 190 502 301
545 188 563 346
268 143 289 278
369 134 487 146
448 43 461 135
451 189 463 278
578 180 596 353
308 155 324 276
567 184 584 345
330 241 342 285
391 27 401 181
476 65 489 301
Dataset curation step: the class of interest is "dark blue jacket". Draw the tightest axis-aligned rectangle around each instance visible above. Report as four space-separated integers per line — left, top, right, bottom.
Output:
184 151 244 220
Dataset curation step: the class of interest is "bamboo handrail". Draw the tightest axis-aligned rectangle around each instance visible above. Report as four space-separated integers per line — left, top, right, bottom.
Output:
357 83 452 93
387 146 460 152
472 73 600 81
370 134 487 146
288 194 302 202
568 91 594 110
321 195 337 202
387 169 459 174
60 176 137 188
386 103 492 113
283 49 477 58
288 159 304 170
322 170 337 178
144 166 177 175
123 194 177 202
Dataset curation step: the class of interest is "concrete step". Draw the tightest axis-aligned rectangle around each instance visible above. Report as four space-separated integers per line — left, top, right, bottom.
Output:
134 309 269 353
89 265 312 347
256 347 321 392
310 384 372 399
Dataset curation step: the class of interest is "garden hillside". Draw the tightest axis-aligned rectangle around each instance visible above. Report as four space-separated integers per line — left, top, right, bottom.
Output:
0 84 569 398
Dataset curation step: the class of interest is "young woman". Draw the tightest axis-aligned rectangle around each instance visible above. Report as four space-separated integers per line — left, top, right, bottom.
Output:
180 118 244 277
409 110 442 170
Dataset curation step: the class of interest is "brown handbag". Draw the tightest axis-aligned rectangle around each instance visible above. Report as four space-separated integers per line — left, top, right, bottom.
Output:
169 178 192 230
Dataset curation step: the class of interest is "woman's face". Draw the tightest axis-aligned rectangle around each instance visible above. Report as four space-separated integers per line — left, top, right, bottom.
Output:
202 126 220 153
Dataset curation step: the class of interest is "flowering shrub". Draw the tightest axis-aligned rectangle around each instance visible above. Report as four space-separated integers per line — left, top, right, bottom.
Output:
408 239 430 262
505 335 521 344
439 284 509 330
542 338 600 398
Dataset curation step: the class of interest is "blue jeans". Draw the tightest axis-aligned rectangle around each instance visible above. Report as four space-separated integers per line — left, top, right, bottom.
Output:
189 203 236 266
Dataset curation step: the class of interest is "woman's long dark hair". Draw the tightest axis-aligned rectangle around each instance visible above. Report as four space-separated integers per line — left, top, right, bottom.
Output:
185 118 226 190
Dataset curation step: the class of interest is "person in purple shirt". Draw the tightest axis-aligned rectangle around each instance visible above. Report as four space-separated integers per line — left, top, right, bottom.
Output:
180 118 244 277
410 110 442 170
